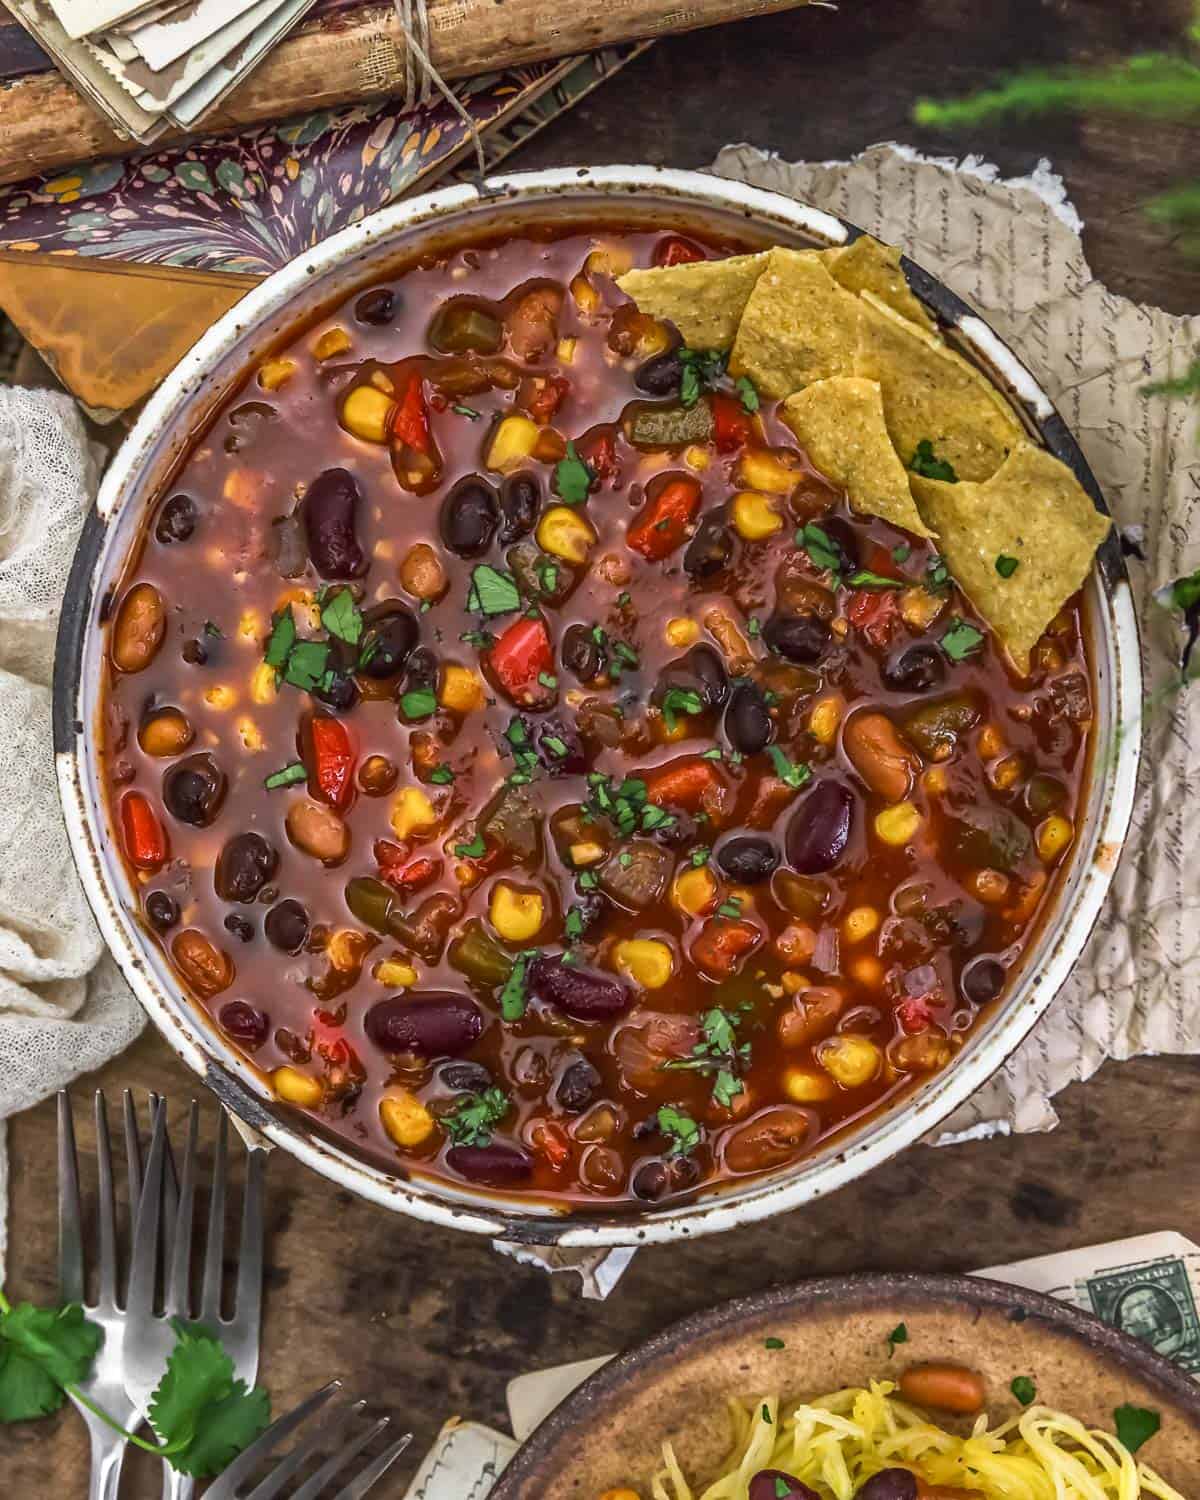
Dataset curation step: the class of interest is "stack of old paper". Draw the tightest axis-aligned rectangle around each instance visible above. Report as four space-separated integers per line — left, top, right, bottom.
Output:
10 0 316 140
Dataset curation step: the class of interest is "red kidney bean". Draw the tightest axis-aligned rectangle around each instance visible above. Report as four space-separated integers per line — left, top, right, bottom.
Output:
364 993 485 1057
723 1106 813 1174
218 1001 270 1049
529 955 632 1021
303 468 367 578
446 1143 533 1186
855 1471 918 1500
750 1473 820 1500
786 780 854 874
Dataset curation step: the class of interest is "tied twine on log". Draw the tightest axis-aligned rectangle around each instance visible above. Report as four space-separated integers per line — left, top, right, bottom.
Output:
393 0 488 180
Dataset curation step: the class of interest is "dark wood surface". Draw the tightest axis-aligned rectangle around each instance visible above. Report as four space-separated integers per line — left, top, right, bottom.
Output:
8 0 1200 1492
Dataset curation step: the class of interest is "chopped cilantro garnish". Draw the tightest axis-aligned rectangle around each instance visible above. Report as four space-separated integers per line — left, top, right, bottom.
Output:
995 553 1020 578
499 952 536 1022
264 761 307 790
908 438 958 482
467 564 521 617
700 747 723 761
429 764 455 785
537 671 558 690
618 851 633 868
761 1404 773 1426
656 1104 701 1155
319 586 362 646
617 590 632 607
925 554 951 594
712 1069 744 1108
537 560 559 595
203 620 223 639
543 735 569 758
1010 1376 1036 1406
661 1007 752 1108
746 616 762 637
774 1476 788 1496
282 639 331 693
892 543 912 564
454 833 487 859
564 907 585 941
940 618 985 661
717 897 743 919
764 1337 785 1351
452 403 481 420
400 686 438 720
798 522 844 578
766 745 812 789
660 686 703 732
584 772 673 837
555 441 593 505
1113 1404 1160 1454
690 846 711 866
886 1323 908 1356
460 628 496 649
847 569 904 590
678 348 728 408
263 606 297 671
444 1087 510 1145
612 640 640 668
578 869 599 890
735 374 760 413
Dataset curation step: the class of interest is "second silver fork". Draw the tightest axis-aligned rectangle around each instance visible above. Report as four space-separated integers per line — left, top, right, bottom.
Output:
125 1100 267 1500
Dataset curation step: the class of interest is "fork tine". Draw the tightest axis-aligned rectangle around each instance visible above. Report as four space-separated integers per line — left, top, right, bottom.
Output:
127 1098 168 1323
199 1109 229 1323
291 1415 392 1500
166 1100 200 1319
57 1091 84 1306
123 1088 144 1205
234 1142 266 1324
335 1432 412 1500
247 1399 367 1500
204 1382 343 1499
93 1092 118 1310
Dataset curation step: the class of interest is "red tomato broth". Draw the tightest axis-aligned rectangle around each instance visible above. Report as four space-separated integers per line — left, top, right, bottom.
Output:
98 226 1094 1211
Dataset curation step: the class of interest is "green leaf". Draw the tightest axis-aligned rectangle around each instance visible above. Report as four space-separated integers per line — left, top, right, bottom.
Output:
499 952 534 1021
172 1383 270 1477
0 1301 102 1421
995 554 1021 579
735 375 760 413
764 1337 785 1350
452 404 481 419
892 543 912 564
444 1087 510 1145
761 1403 773 1425
717 898 743 919
925 554 951 594
564 906 585 941
678 348 728 408
263 606 296 670
467 564 522 616
690 846 711 866
1113 1403 1160 1454
660 686 703 733
400 687 438 720
282 640 330 693
1010 1375 1036 1406
886 1322 908 1355
454 833 486 859
264 761 307 790
1143 356 1200 399
940 618 985 661
712 1068 744 1108
429 764 456 785
656 1105 700 1155
554 441 593 505
148 1321 269 1476
798 522 843 578
908 438 958 482
847 569 904 590
320 587 362 646
766 745 812 790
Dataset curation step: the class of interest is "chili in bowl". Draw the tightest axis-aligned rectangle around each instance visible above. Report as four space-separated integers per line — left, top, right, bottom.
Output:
56 167 1140 1240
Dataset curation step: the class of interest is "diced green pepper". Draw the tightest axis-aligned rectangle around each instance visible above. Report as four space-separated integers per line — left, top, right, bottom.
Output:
428 301 504 355
624 398 713 451
901 692 981 758
448 919 514 988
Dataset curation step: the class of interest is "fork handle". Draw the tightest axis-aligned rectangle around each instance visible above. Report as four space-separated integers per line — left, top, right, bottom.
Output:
162 1463 195 1500
87 1431 126 1500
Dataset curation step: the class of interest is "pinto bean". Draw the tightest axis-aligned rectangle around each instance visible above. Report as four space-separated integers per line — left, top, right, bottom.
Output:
285 799 349 865
171 929 234 998
897 1363 986 1415
723 1105 812 1174
843 711 919 802
112 583 166 673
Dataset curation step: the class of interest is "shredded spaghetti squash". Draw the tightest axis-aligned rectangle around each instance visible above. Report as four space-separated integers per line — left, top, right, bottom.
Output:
647 1383 1185 1500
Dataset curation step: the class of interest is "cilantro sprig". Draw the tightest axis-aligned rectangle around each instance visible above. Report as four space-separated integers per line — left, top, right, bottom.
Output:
660 1007 751 1107
554 442 594 505
659 686 703 733
656 1105 701 1155
444 1088 511 1146
678 347 728 407
584 772 675 837
909 438 958 482
1113 1403 1160 1454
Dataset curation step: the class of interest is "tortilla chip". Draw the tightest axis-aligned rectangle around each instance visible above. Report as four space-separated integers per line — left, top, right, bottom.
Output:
821 234 935 332
855 291 1024 483
910 441 1111 675
728 248 861 398
615 252 769 352
781 377 933 538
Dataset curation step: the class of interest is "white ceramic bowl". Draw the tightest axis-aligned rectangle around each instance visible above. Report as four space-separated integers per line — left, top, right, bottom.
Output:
53 166 1143 1247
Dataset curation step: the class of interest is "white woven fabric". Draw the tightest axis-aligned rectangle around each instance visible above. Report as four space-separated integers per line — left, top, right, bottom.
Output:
0 387 143 1276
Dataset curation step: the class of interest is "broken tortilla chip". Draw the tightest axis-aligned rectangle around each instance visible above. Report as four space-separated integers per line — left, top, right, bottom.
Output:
781 377 933 538
728 248 861 398
615 252 768 352
910 441 1111 675
821 234 935 332
856 291 1024 483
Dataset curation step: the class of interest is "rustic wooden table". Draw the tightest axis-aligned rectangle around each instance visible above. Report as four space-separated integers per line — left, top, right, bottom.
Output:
7 0 1200 1492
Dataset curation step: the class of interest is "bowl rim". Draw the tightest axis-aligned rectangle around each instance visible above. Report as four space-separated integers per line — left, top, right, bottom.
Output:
53 162 1143 1247
487 1269 1200 1497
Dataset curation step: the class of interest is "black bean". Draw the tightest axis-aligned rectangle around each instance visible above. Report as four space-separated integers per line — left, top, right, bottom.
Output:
303 468 367 579
498 473 541 543
750 1472 820 1500
181 638 208 666
439 1060 493 1094
312 672 359 713
561 622 604 683
725 680 773 755
683 512 733 579
162 753 227 827
529 955 632 1021
446 1143 533 1187
365 993 485 1056
528 714 585 775
264 898 309 954
404 647 439 692
359 601 419 679
145 890 179 932
687 644 731 708
155 494 196 545
215 832 279 903
763 613 831 665
961 956 1006 1006
556 1057 602 1113
631 1159 670 1201
786 780 854 873
883 644 946 693
440 476 500 557
717 835 780 885
355 288 397 326
223 913 255 943
634 350 683 396
218 1001 270 1048
854 1469 917 1500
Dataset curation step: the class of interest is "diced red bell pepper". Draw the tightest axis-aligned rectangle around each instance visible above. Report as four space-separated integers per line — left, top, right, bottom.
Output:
519 373 570 425
690 919 760 978
121 791 168 870
579 426 619 483
711 392 753 454
863 540 904 581
897 995 934 1034
627 476 702 561
375 841 443 893
530 1119 571 1171
309 715 356 810
653 236 705 268
846 587 901 649
487 615 555 706
390 368 442 493
644 757 721 812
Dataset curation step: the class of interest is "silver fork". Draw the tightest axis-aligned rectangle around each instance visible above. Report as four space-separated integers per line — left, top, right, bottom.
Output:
58 1089 150 1500
125 1100 267 1500
205 1380 411 1500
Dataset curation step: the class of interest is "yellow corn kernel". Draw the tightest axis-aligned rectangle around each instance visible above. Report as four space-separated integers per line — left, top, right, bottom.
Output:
671 864 717 917
655 714 689 744
569 273 600 316
818 1034 883 1089
236 608 260 643
1036 815 1074 864
257 357 297 391
585 243 635 278
968 868 1011 905
370 369 396 394
249 661 277 705
735 448 799 495
313 326 351 360
204 684 236 711
978 723 1005 759
486 414 541 473
780 969 810 996
598 1491 642 1500
536 505 596 564
568 841 608 867
455 862 482 888
379 1091 435 1148
900 586 945 631
849 955 885 989
490 882 545 944
923 765 948 795
613 938 674 990
783 1067 837 1104
683 444 710 473
272 1066 322 1108
440 664 484 713
235 716 264 753
341 385 394 444
732 491 783 542
556 337 578 365
842 906 879 944
223 469 259 509
376 959 418 988
390 786 438 840
989 753 1023 792
874 801 921 846
809 696 842 746
665 616 700 648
